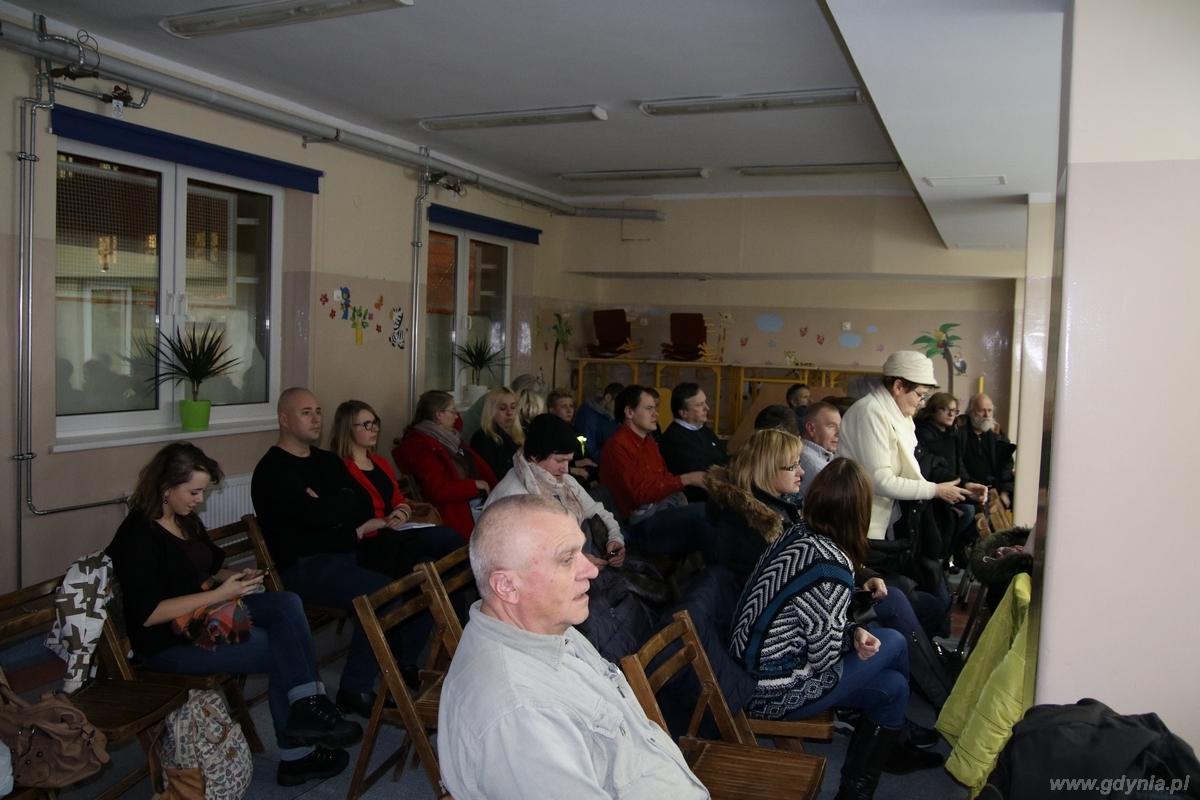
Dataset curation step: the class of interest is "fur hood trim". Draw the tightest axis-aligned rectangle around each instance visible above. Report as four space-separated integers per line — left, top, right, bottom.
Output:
705 466 784 544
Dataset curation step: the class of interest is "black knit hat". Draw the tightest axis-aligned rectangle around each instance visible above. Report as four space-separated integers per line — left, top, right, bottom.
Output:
524 413 582 461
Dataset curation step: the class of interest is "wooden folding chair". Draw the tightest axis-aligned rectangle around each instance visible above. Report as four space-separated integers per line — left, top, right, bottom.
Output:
413 547 472 676
347 569 451 800
0 579 187 800
242 514 351 667
620 610 826 800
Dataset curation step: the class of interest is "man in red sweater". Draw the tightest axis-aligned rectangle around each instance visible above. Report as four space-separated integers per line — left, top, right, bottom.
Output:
600 385 718 560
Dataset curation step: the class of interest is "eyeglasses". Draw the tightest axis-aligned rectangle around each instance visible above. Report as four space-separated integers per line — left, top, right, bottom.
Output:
778 461 802 472
911 389 930 405
353 418 382 431
942 408 959 416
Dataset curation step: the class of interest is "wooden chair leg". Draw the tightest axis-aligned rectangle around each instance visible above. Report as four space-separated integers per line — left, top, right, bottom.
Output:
223 675 264 754
772 736 807 753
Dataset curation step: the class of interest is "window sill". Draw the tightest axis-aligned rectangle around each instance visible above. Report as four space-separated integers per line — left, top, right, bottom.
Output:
51 419 278 454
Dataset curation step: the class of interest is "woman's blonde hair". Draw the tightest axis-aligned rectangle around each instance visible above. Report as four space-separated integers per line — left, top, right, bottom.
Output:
516 387 545 428
479 386 525 446
728 428 803 497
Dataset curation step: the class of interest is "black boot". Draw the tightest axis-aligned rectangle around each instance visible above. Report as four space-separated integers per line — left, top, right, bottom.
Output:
834 719 900 800
284 694 363 748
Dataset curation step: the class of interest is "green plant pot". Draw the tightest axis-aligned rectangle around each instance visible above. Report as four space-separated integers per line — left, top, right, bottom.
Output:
179 399 212 432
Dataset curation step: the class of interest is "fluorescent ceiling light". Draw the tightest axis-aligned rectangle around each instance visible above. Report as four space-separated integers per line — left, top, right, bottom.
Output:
559 168 709 182
160 0 412 38
419 105 607 132
737 162 902 177
923 175 1006 187
640 88 862 117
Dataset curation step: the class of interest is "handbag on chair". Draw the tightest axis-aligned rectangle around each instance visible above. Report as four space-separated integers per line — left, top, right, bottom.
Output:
0 684 109 789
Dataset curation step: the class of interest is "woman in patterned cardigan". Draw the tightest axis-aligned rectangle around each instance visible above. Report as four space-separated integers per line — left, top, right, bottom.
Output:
729 457 939 799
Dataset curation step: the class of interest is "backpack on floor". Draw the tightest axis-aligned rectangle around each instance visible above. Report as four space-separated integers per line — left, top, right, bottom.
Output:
150 689 252 800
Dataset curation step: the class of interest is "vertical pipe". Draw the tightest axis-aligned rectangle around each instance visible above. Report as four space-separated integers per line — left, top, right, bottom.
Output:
408 163 429 416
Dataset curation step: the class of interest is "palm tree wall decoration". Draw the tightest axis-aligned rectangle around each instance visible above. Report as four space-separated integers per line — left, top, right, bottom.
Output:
913 323 965 395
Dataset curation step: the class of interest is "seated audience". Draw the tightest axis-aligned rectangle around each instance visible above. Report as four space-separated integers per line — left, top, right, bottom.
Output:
659 382 729 502
393 390 498 540
516 385 547 429
547 387 600 485
730 459 942 800
113 442 361 786
251 388 435 717
486 413 659 662
754 403 801 436
798 400 842 500
438 495 708 800
461 373 543 442
469 386 524 480
958 393 1015 509
915 393 979 568
837 352 982 631
787 382 812 429
329 400 462 578
705 428 804 586
574 381 624 460
600 385 717 560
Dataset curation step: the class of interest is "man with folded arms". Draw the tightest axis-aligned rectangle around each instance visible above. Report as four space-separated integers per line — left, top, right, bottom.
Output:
438 495 708 800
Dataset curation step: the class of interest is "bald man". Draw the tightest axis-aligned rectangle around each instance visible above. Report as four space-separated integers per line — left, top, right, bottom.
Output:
251 387 437 718
438 495 708 800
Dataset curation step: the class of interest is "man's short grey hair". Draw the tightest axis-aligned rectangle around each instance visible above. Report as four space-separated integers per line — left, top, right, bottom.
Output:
511 374 548 398
968 393 992 412
803 401 840 433
469 494 571 599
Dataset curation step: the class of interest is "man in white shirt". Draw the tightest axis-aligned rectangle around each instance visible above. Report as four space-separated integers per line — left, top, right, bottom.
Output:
438 495 709 800
798 401 841 500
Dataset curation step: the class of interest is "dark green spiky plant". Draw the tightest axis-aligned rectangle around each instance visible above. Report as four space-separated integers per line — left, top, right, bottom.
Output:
453 338 508 385
146 322 242 401
550 313 572 388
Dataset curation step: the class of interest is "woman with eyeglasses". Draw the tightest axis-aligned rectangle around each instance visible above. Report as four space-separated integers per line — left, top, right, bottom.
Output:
469 386 524 481
915 392 983 571
329 400 462 577
392 391 498 540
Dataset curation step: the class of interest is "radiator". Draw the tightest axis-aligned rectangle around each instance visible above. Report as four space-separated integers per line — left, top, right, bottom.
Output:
198 472 254 529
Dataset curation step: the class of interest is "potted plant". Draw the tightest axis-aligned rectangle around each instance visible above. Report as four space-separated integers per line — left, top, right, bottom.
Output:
452 338 507 404
146 322 242 432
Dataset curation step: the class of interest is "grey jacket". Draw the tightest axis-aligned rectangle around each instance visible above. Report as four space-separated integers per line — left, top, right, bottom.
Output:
438 602 708 800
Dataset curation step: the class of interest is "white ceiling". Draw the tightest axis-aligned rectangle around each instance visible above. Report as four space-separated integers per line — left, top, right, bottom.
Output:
12 0 1063 252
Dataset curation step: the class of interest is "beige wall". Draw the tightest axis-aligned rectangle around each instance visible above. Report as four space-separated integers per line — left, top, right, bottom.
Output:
1036 0 1200 744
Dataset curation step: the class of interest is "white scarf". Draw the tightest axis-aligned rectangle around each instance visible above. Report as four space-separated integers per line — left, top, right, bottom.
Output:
510 449 588 522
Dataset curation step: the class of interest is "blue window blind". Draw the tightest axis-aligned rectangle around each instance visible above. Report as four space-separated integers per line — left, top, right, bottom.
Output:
427 204 541 244
51 105 323 194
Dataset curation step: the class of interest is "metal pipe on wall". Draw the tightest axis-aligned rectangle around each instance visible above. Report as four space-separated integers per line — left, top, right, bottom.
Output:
409 164 429 414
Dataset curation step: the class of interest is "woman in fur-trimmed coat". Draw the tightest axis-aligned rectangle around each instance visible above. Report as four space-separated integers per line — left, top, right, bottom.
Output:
705 460 800 588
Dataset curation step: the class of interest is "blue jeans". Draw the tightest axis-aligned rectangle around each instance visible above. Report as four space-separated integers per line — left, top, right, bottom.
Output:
911 577 953 639
628 503 718 562
781 628 910 728
142 591 321 759
869 589 924 637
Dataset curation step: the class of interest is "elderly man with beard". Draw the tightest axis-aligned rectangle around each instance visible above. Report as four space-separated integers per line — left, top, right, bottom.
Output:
438 495 708 800
957 393 1015 509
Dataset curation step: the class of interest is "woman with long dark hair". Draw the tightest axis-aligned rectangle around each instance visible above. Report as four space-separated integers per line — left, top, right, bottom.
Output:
730 458 941 799
329 399 463 577
391 390 498 540
106 442 361 787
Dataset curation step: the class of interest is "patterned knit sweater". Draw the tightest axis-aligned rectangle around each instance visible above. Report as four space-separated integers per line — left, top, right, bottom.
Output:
729 519 857 719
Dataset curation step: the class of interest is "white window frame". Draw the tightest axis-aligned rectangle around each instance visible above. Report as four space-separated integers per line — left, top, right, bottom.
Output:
427 225 514 392
54 140 283 441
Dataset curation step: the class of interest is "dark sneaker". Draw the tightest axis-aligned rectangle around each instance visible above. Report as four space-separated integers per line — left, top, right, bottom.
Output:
284 694 363 748
902 717 941 749
277 746 350 786
883 739 945 774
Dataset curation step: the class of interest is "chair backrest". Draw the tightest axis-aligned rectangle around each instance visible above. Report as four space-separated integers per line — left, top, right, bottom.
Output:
619 610 747 747
352 570 444 793
668 313 708 348
0 578 62 689
396 470 426 503
593 309 631 344
206 517 259 574
242 514 285 593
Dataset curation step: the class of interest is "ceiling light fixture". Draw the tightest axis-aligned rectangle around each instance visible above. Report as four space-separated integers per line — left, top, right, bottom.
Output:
419 105 607 132
160 0 413 39
640 88 862 117
737 161 902 177
923 175 1006 187
559 168 709 182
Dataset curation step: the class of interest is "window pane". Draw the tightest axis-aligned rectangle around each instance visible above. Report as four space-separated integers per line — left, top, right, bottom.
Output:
54 153 160 415
424 231 458 391
469 239 507 362
185 179 271 406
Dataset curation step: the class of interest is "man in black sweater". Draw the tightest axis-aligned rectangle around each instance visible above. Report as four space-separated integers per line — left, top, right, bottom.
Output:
659 382 729 502
957 393 1016 509
251 387 419 718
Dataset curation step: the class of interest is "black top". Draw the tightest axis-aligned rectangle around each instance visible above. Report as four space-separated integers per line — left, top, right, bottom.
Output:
106 511 226 657
356 463 399 517
659 421 729 502
470 427 520 481
957 425 1016 494
915 419 970 482
250 445 361 569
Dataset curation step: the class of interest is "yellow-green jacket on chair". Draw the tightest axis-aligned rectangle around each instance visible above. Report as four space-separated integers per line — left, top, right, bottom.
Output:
936 573 1033 798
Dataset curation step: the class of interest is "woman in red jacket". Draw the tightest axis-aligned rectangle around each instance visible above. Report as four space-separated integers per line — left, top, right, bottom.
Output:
392 391 497 540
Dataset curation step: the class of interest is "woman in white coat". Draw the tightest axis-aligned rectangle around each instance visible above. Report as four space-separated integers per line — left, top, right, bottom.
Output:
838 351 986 635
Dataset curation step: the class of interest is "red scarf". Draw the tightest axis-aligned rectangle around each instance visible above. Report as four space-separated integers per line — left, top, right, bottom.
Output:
344 454 406 523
